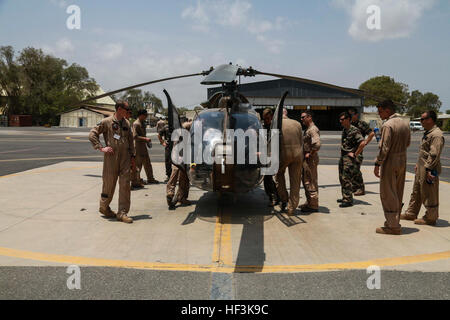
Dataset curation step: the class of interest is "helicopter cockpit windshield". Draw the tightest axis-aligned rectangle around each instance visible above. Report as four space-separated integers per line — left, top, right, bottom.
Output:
189 110 225 191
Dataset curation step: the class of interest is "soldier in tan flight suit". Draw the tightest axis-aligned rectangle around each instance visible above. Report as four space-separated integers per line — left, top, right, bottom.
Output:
132 109 159 187
374 100 411 235
275 116 303 216
166 121 192 210
89 101 136 223
299 111 321 213
401 111 444 226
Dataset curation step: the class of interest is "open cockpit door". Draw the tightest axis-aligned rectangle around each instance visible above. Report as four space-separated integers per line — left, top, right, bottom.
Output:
263 91 288 175
163 89 187 171
164 89 181 132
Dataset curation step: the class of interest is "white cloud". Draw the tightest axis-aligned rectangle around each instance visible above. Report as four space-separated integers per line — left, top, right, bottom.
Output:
181 0 210 32
181 0 287 53
42 37 74 56
49 0 67 8
56 38 74 53
333 0 436 41
98 43 123 60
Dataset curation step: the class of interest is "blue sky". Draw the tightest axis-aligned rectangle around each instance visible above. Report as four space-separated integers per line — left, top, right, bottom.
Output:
1 0 449 110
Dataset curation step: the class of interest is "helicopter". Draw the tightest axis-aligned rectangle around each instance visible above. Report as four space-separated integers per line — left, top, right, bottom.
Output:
76 63 386 194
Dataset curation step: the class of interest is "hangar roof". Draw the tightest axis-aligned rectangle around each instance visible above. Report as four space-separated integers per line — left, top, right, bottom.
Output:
208 79 362 100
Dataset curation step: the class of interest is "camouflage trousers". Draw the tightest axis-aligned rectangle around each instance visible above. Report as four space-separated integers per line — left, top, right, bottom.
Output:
351 154 365 193
339 155 358 203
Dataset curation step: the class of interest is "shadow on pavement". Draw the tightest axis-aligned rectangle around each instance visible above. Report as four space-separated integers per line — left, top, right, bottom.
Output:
132 214 152 221
401 227 420 235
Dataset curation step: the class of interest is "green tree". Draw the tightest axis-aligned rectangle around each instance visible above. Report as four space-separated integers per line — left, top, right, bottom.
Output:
0 46 23 115
120 89 163 118
0 46 98 125
446 110 450 115
406 90 441 118
359 76 409 112
143 91 163 114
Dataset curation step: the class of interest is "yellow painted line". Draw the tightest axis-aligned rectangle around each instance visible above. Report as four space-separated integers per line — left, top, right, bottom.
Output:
0 165 102 179
229 250 450 272
211 215 222 265
220 212 233 266
0 247 212 272
0 246 448 273
0 155 103 163
211 209 233 268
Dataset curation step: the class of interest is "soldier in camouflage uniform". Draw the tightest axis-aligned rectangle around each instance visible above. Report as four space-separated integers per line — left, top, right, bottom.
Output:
337 112 366 207
348 108 375 196
158 123 172 183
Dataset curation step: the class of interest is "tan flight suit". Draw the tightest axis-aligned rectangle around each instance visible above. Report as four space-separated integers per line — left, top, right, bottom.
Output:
404 126 444 223
375 114 411 231
132 118 155 184
275 118 304 213
166 122 191 205
301 124 321 209
156 119 166 133
89 115 135 216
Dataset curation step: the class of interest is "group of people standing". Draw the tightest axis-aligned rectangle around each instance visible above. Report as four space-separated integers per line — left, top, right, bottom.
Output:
263 99 445 235
89 100 445 235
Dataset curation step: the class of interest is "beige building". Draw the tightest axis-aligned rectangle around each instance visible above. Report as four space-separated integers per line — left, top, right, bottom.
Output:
59 88 116 128
59 105 114 128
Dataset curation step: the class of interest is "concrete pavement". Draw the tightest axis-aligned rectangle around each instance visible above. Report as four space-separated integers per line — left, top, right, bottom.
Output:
0 162 448 274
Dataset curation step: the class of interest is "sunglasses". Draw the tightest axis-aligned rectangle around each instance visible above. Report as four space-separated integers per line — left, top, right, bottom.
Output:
420 117 429 122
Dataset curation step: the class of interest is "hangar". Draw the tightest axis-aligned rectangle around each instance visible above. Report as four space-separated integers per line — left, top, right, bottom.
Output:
208 79 364 130
59 88 116 128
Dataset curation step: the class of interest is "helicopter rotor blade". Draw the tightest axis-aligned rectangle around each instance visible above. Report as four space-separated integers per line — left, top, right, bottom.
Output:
70 72 208 107
253 70 406 107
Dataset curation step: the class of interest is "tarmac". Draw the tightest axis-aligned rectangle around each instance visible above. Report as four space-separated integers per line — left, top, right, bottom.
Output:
0 162 448 274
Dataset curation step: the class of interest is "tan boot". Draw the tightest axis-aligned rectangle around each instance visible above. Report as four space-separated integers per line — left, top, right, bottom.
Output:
287 209 296 216
178 199 192 206
298 203 309 209
354 190 365 196
400 213 416 221
414 218 436 226
99 207 116 218
376 227 401 235
117 213 133 224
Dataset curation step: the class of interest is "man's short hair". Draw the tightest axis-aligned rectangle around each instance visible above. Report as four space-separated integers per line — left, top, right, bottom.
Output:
262 108 273 118
377 99 396 112
302 110 313 118
348 107 358 115
137 109 148 116
339 112 351 120
425 110 437 123
115 100 128 111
